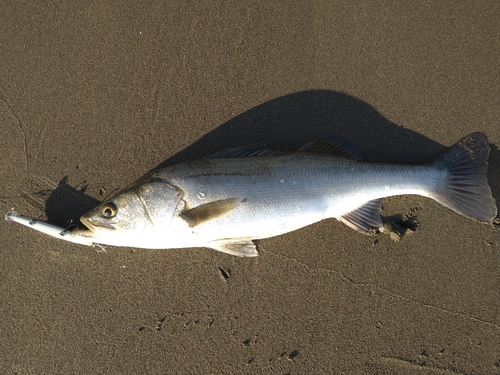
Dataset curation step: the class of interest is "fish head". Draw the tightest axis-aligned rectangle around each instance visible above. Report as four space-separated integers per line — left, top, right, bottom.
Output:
79 193 143 235
74 176 185 247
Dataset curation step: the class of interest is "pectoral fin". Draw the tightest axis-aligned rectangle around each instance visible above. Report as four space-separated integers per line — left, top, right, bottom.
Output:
339 199 383 233
181 198 241 228
208 238 258 257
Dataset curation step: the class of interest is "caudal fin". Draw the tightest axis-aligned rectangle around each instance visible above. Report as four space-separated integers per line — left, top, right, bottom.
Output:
432 132 497 222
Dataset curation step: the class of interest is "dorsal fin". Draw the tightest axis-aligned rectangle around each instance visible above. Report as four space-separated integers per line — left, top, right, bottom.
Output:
204 135 361 159
205 143 281 159
296 135 362 160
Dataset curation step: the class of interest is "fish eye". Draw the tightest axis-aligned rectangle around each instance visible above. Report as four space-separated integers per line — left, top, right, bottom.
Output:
101 203 117 218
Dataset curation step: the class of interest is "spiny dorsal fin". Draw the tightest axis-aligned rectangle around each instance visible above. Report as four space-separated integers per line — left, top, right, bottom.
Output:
204 143 281 158
297 135 362 160
180 198 241 227
338 199 383 233
208 238 258 257
205 135 361 159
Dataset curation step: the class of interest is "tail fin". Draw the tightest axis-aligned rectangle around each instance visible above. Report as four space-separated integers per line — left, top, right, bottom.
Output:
431 132 497 222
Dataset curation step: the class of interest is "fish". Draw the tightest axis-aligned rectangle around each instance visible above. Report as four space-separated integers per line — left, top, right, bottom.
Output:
6 132 497 257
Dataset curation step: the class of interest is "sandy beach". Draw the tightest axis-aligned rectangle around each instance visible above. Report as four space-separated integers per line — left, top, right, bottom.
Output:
1 2 499 374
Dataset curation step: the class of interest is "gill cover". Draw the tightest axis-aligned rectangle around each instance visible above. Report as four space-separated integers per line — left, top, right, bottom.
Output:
133 179 185 228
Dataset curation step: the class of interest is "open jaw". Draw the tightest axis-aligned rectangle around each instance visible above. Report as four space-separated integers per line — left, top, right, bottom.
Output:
79 216 116 232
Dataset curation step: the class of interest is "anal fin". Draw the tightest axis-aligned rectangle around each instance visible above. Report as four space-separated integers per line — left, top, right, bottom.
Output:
208 238 258 257
339 199 383 234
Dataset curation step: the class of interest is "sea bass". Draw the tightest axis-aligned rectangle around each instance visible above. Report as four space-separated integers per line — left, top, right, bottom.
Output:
6 133 497 256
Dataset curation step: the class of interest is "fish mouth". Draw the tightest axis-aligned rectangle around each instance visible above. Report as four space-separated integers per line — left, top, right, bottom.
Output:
79 216 116 232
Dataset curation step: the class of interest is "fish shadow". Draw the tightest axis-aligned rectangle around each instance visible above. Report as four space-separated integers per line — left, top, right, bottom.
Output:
156 90 447 167
42 89 499 225
40 177 100 227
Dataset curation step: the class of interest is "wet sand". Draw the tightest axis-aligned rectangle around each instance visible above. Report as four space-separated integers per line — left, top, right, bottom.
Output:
1 2 499 374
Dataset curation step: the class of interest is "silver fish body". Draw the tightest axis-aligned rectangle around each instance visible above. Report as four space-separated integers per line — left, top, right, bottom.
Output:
70 132 496 256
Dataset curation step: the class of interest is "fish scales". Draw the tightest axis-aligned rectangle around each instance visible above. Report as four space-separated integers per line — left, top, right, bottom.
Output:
161 154 439 239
